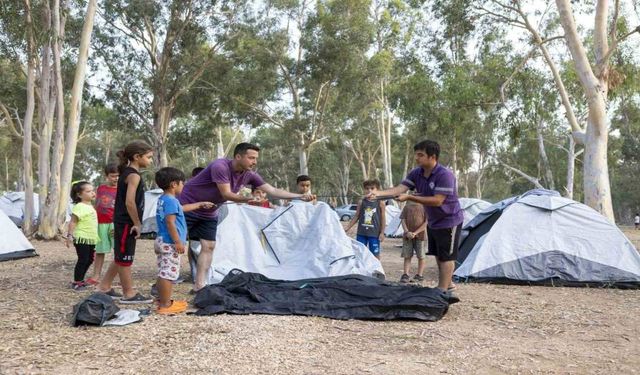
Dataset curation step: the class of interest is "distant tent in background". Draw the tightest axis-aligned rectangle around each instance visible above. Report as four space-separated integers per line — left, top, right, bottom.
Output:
0 192 40 227
141 188 163 234
0 210 37 261
384 205 403 237
455 189 640 288
458 198 492 226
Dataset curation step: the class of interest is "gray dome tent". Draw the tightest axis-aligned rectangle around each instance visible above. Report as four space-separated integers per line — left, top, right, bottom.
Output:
455 189 640 288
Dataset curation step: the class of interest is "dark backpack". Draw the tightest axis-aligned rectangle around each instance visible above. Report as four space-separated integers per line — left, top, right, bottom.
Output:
72 292 120 327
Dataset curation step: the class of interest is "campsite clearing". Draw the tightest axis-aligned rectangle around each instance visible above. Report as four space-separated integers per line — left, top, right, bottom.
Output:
1 230 639 374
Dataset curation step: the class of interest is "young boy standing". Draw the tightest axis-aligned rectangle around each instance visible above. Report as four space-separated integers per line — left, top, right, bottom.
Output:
344 180 386 259
399 200 427 284
154 167 214 314
89 163 119 284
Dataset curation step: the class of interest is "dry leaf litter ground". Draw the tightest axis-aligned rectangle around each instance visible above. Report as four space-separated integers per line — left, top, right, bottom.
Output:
0 228 639 374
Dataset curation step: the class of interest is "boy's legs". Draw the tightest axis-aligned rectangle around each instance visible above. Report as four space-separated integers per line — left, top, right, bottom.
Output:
154 238 182 308
401 238 413 275
415 239 427 277
92 223 114 281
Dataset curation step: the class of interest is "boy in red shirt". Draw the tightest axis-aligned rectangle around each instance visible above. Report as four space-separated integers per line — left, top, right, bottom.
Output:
89 163 119 284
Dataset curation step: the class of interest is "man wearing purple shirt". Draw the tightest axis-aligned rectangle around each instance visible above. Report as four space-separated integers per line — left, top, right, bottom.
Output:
369 140 463 296
179 142 315 291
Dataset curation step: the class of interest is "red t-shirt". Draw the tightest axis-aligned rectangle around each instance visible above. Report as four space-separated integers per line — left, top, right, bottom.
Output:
248 200 271 208
95 185 117 223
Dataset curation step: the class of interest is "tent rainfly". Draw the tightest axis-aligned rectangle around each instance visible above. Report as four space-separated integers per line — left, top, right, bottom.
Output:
455 189 640 288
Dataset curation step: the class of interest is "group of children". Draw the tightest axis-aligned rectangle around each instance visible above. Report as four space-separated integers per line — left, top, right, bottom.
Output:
66 140 436 315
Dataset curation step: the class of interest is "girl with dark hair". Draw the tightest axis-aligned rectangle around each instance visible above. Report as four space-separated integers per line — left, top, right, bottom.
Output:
97 140 154 304
66 181 99 291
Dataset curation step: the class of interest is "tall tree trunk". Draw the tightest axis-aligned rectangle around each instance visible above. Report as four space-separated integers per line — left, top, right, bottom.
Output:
40 0 66 237
57 0 98 228
536 119 555 190
565 135 576 199
297 132 308 175
153 101 173 168
22 0 36 235
216 126 224 158
555 0 614 221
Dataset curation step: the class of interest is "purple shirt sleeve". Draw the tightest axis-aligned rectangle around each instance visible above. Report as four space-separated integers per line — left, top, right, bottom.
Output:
210 159 231 184
433 170 456 196
250 172 266 189
401 168 419 189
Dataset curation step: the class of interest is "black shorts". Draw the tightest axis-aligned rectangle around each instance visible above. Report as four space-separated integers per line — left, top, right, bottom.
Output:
113 222 136 266
185 213 218 242
427 224 462 262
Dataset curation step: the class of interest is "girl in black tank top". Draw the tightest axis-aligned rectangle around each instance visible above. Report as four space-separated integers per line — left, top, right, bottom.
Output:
114 167 145 224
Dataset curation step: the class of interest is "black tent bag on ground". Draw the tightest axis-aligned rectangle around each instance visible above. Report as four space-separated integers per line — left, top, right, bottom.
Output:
72 292 120 326
194 270 455 321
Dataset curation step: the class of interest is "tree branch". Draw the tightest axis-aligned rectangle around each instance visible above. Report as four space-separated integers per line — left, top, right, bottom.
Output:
498 159 545 189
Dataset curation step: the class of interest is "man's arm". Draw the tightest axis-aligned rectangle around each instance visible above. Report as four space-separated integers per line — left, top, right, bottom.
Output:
398 194 446 207
258 183 315 201
217 183 254 203
366 184 409 200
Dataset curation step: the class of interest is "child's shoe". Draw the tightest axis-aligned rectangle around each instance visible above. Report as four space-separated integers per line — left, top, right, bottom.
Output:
411 274 425 283
85 278 99 286
70 281 88 291
156 300 188 315
399 274 410 283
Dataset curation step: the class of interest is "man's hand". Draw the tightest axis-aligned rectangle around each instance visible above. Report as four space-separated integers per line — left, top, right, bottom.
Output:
300 193 316 202
396 194 410 202
379 233 385 242
199 201 216 209
365 191 378 201
130 225 141 239
175 242 186 254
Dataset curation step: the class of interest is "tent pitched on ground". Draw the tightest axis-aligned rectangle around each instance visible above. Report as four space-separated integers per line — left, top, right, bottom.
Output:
0 210 37 261
0 192 40 227
198 202 384 284
455 189 640 288
458 198 492 226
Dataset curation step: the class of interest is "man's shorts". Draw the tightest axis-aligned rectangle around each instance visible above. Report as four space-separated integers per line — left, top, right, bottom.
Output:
95 223 114 253
154 237 181 281
401 237 426 259
427 224 462 262
185 213 218 242
356 234 381 256
113 222 136 266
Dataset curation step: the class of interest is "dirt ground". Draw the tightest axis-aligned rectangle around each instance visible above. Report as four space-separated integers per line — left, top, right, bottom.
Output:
1 229 639 374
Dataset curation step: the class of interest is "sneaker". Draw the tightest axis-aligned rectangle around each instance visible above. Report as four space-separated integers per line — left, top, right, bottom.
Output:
156 300 188 315
120 292 153 304
412 274 425 283
103 288 123 299
85 278 99 286
399 274 410 283
442 290 460 304
71 281 88 291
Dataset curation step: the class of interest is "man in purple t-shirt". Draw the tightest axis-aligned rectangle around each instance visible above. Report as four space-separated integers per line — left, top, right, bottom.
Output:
179 142 316 291
369 140 462 298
